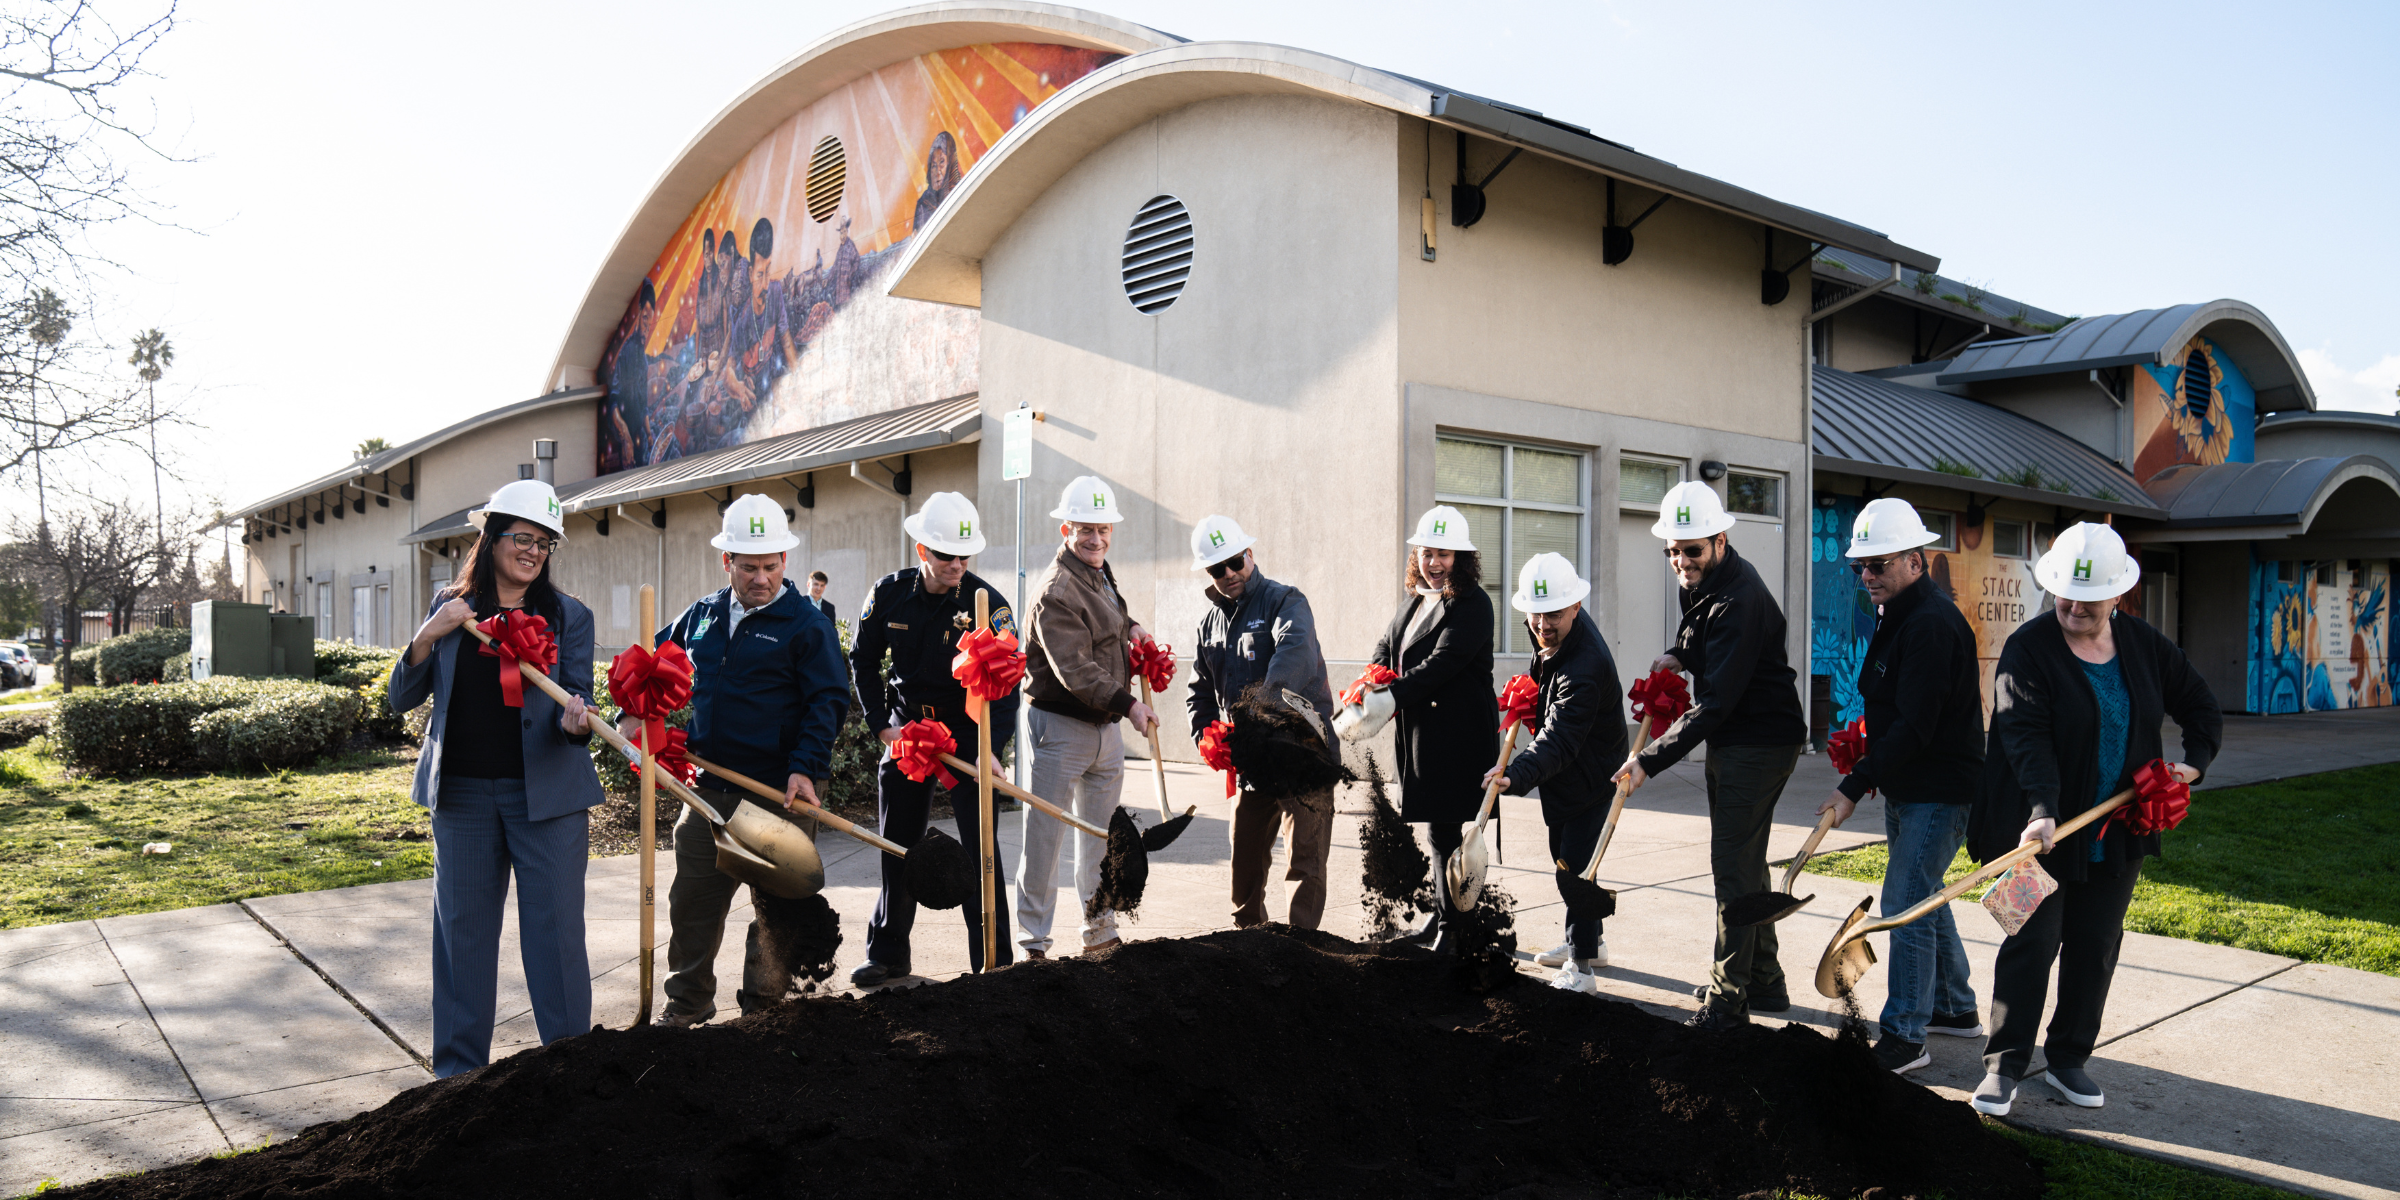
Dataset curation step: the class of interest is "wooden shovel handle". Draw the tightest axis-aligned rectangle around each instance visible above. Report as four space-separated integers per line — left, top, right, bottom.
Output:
1137 674 1173 820
1580 715 1655 880
681 751 909 857
938 751 1123 839
1779 806 1841 895
1469 721 1525 838
1859 786 2136 938
460 621 723 827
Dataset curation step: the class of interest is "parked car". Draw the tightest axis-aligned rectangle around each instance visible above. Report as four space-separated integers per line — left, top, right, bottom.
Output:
0 642 34 689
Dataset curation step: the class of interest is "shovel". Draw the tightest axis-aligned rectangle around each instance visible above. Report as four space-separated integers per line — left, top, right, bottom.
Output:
463 619 825 899
1133 669 1198 845
1444 720 1525 910
679 751 977 907
1723 806 1840 928
1552 714 1655 921
1815 786 2135 998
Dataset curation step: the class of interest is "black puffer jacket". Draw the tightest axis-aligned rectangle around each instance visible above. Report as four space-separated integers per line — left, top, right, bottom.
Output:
1835 573 1985 804
1967 609 2223 882
1502 610 1629 820
1638 544 1806 775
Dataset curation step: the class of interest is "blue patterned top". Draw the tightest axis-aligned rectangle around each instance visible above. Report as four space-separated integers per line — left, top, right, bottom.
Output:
2080 656 2129 862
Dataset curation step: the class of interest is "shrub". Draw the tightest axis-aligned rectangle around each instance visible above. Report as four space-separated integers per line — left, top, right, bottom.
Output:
163 651 192 682
52 678 361 777
0 709 48 749
98 628 191 686
66 645 99 686
316 642 408 742
190 685 364 771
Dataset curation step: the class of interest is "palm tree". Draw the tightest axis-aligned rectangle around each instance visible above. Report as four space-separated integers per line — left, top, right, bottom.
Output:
23 289 71 543
129 328 174 553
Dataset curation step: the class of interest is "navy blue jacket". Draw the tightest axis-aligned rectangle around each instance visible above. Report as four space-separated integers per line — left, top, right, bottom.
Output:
656 580 850 790
1186 573 1335 754
851 567 1018 754
390 592 603 822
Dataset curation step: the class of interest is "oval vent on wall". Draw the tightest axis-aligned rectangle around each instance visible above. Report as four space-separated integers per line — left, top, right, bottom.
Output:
1122 195 1193 313
805 136 846 222
2182 346 2212 420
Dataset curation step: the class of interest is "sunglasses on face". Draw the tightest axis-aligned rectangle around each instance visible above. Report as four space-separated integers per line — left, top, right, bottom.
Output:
1206 556 1245 579
1850 555 1907 576
925 548 964 563
502 532 560 556
1663 543 1711 561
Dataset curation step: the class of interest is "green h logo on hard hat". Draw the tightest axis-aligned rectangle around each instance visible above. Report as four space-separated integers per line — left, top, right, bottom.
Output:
1091 492 1106 509
1433 520 1447 535
1854 518 1871 542
1533 578 1549 599
1208 529 1225 548
2073 557 2094 582
547 498 561 518
748 516 765 537
959 520 973 539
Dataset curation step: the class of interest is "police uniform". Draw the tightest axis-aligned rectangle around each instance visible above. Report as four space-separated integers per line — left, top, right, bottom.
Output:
851 567 1019 973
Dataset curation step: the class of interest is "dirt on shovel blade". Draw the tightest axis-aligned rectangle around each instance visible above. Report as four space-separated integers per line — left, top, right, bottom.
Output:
63 927 2041 1200
902 826 975 911
1722 888 1806 929
1084 805 1149 919
1554 868 1617 924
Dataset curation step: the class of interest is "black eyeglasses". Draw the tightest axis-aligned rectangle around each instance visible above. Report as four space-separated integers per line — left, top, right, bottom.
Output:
1663 543 1711 561
1207 556 1245 579
925 548 964 563
1851 555 1907 576
501 531 560 556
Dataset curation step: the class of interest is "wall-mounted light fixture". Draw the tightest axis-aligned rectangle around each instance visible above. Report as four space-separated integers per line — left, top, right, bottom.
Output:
1699 460 1727 481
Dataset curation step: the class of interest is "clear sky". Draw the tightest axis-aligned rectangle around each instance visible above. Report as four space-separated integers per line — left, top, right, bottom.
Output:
51 0 2400 522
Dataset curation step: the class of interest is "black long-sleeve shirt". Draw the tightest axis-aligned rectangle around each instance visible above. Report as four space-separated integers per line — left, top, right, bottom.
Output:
1638 544 1806 775
1836 573 1985 803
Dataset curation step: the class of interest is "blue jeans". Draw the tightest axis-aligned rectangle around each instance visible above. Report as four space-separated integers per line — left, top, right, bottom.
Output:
1879 800 1977 1041
430 776 590 1077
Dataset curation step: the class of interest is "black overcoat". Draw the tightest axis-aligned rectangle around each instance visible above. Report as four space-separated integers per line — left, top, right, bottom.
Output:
1370 585 1498 825
1967 609 2223 882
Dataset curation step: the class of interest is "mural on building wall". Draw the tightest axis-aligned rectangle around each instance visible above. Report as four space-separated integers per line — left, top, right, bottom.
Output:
595 43 1120 474
2247 557 2394 714
2131 336 2256 481
1810 493 2051 722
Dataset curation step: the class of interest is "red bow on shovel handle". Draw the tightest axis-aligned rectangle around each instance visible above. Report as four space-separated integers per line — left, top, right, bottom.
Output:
607 639 694 780
1497 674 1540 732
634 726 698 787
1340 663 1399 708
1627 669 1690 727
1198 719 1236 798
951 627 1027 724
892 719 962 789
1129 640 1177 695
2122 759 2193 836
477 611 559 708
1827 718 1869 778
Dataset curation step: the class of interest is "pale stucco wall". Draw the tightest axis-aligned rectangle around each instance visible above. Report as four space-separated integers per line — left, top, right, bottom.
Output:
412 401 601 524
978 92 1404 756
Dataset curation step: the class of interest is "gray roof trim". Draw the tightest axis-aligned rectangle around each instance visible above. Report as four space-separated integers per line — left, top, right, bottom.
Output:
399 505 480 546
1430 94 1939 273
2142 456 2400 531
560 393 983 514
236 387 605 518
1935 301 2317 412
1810 247 2063 334
1812 368 2161 517
2257 410 2400 434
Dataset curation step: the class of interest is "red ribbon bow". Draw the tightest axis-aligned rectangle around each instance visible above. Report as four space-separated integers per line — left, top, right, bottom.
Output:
891 718 961 789
1340 663 1399 708
1627 670 1692 727
476 611 558 709
607 640 694 784
951 627 1027 724
1129 640 1177 695
2121 759 2194 836
1497 673 1540 732
1198 719 1237 797
1827 718 1869 777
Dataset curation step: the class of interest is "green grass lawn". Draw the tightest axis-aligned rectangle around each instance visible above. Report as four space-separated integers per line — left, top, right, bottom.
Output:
1804 763 2400 976
1993 1123 2305 1199
0 742 434 928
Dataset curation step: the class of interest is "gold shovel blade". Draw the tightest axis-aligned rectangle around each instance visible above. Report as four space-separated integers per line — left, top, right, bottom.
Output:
1445 838 1487 912
1813 896 1879 998
715 800 826 899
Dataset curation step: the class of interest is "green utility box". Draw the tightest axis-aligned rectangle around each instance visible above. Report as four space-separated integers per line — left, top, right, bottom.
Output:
268 614 316 679
190 601 271 680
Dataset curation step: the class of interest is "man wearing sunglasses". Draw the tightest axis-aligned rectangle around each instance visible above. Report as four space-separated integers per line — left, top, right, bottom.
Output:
848 491 1018 985
1613 480 1807 1032
1185 514 1338 930
1824 497 1986 1074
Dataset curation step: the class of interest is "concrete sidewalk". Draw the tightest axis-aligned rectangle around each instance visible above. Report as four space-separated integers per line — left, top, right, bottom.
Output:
4 706 2396 1197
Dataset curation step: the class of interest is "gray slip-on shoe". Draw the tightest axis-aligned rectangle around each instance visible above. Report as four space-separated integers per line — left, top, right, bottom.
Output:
1969 1073 2017 1116
2043 1065 2105 1108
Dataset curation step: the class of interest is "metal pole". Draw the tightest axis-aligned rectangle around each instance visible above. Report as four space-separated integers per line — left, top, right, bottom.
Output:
1013 453 1026 793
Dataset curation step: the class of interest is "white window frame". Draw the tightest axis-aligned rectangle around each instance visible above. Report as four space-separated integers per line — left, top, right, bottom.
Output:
1725 468 1784 522
1616 453 1685 513
1921 510 1959 552
1435 433 1590 655
1991 518 2032 560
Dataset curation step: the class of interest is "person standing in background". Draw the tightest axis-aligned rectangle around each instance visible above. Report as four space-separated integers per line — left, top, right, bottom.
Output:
808 570 835 619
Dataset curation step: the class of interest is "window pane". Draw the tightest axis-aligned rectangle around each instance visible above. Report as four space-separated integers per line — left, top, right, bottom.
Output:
1992 521 2026 559
1508 509 1580 652
1435 438 1503 498
1924 511 1956 551
1512 448 1580 506
1445 502 1505 648
1727 472 1780 517
1619 457 1675 506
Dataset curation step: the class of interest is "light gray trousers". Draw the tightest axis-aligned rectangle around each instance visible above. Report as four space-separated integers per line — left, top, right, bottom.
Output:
1014 707 1124 953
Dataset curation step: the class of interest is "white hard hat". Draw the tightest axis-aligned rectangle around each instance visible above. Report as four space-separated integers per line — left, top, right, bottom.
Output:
1050 475 1123 524
1406 505 1476 551
1650 480 1737 540
711 493 800 555
471 479 566 538
904 491 986 557
1189 514 1258 571
1846 497 1942 558
1511 552 1591 614
2035 522 2140 602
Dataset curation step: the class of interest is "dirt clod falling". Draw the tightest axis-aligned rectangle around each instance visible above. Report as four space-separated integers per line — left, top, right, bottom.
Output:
750 891 841 997
1085 806 1148 919
1354 752 1433 940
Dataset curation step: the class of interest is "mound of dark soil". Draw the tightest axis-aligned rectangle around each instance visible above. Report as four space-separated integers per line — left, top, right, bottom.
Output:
68 929 2039 1200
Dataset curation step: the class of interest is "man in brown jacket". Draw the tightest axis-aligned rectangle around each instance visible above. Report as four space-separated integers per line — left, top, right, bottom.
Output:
1015 475 1159 958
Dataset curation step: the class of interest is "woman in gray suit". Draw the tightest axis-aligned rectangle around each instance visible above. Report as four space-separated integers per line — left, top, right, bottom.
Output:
390 479 603 1077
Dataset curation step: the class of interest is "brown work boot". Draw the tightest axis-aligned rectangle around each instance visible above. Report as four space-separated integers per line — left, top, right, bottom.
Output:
652 1008 711 1029
1024 948 1048 961
1083 937 1122 954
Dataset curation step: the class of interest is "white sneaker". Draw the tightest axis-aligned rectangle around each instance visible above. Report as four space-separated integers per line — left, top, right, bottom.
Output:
1550 964 1597 994
1534 941 1574 968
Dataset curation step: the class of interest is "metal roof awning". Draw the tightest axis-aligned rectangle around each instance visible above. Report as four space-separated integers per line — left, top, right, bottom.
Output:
1935 301 2316 413
1813 368 2163 517
401 505 479 547
563 392 983 515
2131 455 2400 542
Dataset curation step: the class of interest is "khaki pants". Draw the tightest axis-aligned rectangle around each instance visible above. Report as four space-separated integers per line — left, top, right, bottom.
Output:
1230 787 1333 930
